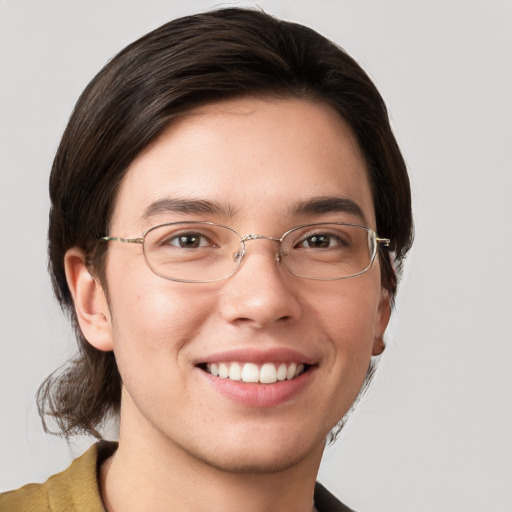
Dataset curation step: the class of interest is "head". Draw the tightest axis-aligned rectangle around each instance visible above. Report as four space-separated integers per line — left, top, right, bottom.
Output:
40 7 413 446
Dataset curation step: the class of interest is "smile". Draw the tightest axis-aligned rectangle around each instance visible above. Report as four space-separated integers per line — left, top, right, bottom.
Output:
205 362 308 384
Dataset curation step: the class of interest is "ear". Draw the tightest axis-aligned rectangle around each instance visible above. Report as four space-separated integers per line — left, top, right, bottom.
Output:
372 287 391 356
64 248 114 352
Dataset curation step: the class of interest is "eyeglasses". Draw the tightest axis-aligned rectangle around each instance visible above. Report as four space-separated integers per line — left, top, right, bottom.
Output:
101 221 390 283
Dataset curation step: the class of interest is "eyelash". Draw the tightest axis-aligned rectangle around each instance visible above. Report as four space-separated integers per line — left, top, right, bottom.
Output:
161 232 218 248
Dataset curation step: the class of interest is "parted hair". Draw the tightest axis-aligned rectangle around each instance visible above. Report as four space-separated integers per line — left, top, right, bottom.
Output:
39 7 413 438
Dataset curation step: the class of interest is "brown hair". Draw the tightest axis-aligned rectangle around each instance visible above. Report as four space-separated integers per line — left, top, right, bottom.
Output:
39 7 413 438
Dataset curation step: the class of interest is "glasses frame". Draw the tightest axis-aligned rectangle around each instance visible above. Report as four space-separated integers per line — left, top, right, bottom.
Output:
101 221 390 283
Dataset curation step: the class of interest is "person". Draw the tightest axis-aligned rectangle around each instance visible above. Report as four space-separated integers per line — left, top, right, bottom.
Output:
0 7 412 512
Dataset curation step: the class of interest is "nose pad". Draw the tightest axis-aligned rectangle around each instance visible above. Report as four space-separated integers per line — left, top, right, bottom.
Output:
233 244 283 263
232 240 282 267
232 245 246 262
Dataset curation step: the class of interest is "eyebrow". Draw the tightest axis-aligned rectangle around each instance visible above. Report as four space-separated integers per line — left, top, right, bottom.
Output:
141 195 367 225
290 196 367 224
142 198 237 220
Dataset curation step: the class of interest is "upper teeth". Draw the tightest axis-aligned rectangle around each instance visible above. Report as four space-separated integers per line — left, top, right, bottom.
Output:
206 362 305 384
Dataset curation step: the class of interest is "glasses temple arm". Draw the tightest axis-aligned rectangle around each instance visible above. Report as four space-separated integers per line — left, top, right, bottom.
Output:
376 237 390 247
101 236 144 244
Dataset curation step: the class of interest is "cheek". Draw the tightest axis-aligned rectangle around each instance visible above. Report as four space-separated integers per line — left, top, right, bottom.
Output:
321 291 379 336
104 256 216 374
301 281 382 426
111 287 214 351
312 277 383 363
106 285 218 412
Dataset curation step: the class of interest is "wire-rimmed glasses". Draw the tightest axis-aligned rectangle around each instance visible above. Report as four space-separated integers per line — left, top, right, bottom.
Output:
101 221 390 283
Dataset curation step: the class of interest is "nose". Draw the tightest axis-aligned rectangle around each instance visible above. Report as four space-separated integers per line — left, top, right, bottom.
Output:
219 240 303 328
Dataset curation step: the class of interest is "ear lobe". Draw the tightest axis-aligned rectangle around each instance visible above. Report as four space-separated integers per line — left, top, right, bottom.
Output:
372 288 391 356
64 248 114 352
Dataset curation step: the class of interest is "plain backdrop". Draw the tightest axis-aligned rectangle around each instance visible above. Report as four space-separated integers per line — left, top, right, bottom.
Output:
1 1 511 511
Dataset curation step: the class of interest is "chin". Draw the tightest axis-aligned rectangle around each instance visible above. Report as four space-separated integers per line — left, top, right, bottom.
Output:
202 444 320 475
182 428 326 475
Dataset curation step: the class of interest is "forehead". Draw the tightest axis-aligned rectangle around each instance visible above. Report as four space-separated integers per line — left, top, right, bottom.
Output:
111 97 375 232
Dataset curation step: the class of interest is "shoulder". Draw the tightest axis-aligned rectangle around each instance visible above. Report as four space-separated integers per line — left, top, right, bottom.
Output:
0 441 116 512
314 482 357 512
0 481 49 512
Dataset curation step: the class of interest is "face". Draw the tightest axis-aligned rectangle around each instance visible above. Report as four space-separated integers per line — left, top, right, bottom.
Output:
72 97 390 474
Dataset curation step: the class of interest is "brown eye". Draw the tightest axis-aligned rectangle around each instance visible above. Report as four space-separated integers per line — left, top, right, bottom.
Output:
296 233 347 249
177 234 201 248
165 232 212 249
304 235 330 248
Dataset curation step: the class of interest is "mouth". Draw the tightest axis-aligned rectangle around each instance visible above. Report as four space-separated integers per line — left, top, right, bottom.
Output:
198 361 310 384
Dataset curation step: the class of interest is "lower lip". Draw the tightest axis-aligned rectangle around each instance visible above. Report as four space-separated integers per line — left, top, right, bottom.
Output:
198 367 315 408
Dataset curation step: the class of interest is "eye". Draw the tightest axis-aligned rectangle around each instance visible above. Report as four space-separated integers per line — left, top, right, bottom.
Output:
165 232 215 249
295 232 348 249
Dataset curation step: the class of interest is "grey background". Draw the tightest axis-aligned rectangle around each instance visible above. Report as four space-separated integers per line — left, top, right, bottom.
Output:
1 1 511 511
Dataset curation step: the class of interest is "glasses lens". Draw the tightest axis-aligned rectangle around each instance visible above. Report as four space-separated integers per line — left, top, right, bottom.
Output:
143 223 242 282
281 223 376 280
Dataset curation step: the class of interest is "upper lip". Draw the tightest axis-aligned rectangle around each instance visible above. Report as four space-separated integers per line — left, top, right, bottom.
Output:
194 347 317 366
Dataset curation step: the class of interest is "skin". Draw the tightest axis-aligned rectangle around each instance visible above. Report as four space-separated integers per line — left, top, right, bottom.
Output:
65 97 390 512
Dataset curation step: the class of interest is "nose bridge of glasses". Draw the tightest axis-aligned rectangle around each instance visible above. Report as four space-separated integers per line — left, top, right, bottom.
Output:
234 234 283 263
241 234 281 243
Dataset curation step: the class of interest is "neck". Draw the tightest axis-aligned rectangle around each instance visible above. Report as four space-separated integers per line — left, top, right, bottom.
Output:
100 403 324 512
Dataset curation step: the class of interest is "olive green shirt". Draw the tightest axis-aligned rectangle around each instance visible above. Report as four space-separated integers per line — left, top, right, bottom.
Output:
0 442 354 511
